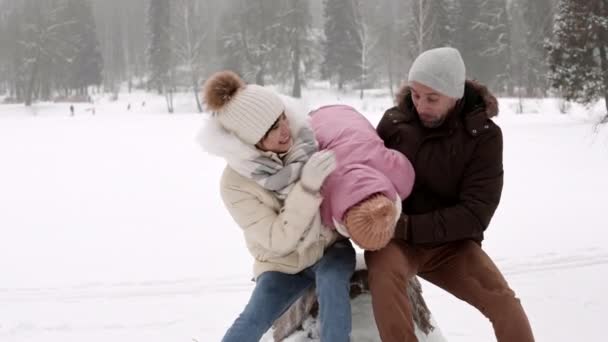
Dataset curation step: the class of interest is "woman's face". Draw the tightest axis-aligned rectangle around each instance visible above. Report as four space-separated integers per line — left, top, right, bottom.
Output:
256 113 293 153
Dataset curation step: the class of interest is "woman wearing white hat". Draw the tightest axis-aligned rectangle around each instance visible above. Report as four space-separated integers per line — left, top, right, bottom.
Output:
198 71 355 342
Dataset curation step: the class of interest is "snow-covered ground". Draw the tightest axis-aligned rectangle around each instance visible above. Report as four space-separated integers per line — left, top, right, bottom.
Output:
1 88 607 342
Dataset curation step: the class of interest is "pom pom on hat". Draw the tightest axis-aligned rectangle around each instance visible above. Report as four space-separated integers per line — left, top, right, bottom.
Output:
343 194 397 251
202 70 285 145
203 70 245 112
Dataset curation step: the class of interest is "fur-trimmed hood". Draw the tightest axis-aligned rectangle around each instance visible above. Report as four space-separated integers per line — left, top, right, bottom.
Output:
395 80 499 119
391 80 499 138
196 95 314 162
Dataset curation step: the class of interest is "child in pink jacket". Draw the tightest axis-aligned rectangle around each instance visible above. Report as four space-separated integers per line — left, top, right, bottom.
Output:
310 105 415 250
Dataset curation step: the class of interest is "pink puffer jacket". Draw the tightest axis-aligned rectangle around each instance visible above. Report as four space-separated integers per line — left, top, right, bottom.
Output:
309 105 415 228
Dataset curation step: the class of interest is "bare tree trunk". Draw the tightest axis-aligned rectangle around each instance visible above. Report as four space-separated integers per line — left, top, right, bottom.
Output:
25 51 41 107
359 22 366 100
9 78 16 99
601 45 608 116
517 60 524 114
355 2 373 100
526 72 535 98
165 87 174 114
387 44 394 100
193 78 202 113
599 48 608 117
413 0 434 56
360 50 365 99
598 3 608 119
417 0 424 54
255 67 265 86
292 38 302 98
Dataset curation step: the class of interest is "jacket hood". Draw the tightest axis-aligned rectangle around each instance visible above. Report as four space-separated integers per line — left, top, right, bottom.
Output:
196 94 313 161
395 80 499 119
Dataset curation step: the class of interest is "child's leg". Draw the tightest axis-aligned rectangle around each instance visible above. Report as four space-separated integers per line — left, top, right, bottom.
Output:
312 240 356 342
222 271 313 342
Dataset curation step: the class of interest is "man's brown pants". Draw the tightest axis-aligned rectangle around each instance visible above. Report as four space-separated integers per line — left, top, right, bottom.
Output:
365 240 534 342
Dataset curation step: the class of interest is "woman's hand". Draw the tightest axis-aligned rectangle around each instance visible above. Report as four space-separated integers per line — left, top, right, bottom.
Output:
301 151 337 193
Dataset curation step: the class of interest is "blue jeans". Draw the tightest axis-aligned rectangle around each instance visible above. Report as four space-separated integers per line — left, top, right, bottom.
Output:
222 240 356 342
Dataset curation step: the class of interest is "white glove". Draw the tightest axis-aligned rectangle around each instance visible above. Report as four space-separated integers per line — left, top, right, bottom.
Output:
300 150 337 193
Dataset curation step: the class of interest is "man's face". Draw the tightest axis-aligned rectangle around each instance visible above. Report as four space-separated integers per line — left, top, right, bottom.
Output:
410 81 458 128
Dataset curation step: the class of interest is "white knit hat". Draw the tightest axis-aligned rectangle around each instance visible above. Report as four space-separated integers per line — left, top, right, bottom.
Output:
203 71 285 145
408 47 466 99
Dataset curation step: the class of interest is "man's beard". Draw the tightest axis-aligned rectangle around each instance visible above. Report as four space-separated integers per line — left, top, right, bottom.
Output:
421 116 446 128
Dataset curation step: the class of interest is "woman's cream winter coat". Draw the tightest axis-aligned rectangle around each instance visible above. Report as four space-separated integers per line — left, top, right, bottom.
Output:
198 97 338 278
221 166 337 278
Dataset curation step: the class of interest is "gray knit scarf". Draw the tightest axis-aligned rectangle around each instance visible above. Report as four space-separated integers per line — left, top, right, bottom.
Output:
228 125 318 200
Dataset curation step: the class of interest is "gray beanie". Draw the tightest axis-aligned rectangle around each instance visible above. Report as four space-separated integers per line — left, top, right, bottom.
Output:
408 47 466 99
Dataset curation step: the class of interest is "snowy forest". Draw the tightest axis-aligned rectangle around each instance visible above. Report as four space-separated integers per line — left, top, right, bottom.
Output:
2 2 608 342
0 0 607 117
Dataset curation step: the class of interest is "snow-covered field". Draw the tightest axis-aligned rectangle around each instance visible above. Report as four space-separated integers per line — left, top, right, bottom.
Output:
1 88 607 342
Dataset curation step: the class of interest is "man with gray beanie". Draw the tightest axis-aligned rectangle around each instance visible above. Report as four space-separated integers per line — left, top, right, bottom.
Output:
366 47 535 341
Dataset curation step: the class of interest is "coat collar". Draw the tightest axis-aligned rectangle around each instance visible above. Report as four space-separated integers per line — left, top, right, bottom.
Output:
393 80 499 137
197 95 312 161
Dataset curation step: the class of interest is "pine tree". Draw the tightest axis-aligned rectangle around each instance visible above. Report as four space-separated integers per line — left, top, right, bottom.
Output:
93 0 148 94
172 0 208 112
490 0 511 93
453 0 511 91
322 0 362 90
217 0 282 85
0 1 9 96
278 0 313 97
408 0 452 57
520 0 554 96
374 0 409 97
352 1 379 98
147 0 171 94
508 0 528 106
548 0 608 114
0 0 25 100
66 0 103 95
20 0 76 106
216 4 244 75
98 3 127 94
431 0 452 48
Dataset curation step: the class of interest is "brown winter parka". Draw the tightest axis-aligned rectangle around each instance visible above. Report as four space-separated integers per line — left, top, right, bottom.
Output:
377 80 504 246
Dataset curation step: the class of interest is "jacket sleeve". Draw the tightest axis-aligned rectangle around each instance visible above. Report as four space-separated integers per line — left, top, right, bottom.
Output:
220 176 323 256
408 127 504 244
